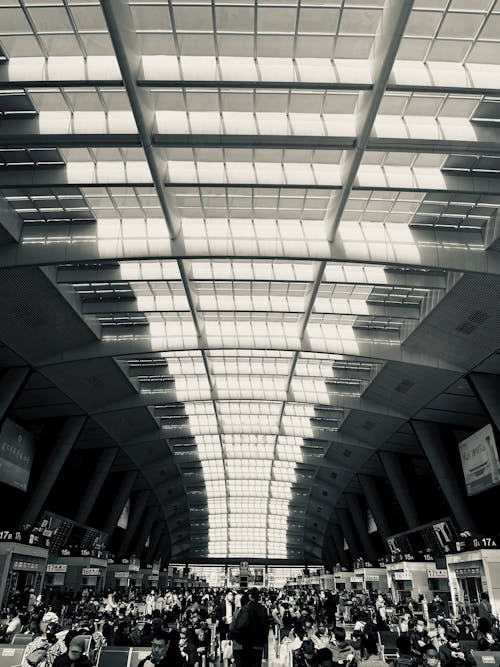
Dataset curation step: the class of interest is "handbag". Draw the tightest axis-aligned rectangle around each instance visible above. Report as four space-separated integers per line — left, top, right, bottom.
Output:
222 639 233 660
26 647 48 666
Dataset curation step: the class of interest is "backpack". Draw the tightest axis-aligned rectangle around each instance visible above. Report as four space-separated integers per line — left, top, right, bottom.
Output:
230 606 250 644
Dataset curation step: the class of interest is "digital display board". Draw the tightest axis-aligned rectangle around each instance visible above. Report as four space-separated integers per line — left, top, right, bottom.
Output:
386 517 459 561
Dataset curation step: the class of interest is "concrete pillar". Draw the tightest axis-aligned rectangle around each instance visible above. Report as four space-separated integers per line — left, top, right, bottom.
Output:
337 508 362 560
21 416 86 527
358 474 392 542
469 373 500 432
118 490 149 556
0 367 30 426
412 420 477 533
133 506 159 558
379 451 420 529
345 493 377 562
103 470 138 538
74 447 118 525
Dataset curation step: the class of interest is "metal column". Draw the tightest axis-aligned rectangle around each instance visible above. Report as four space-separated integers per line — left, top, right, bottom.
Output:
0 367 30 426
103 470 138 538
133 506 160 558
21 416 86 527
74 447 118 525
358 474 392 543
345 493 377 562
469 373 500 432
144 519 164 564
412 420 477 533
118 490 149 556
379 451 420 529
330 523 349 568
336 507 362 560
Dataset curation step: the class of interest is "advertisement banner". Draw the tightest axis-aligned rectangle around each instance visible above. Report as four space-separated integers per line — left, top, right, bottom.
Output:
0 419 34 492
118 499 130 530
459 424 500 496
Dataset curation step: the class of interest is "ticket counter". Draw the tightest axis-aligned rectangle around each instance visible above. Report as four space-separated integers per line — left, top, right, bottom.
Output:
353 567 389 592
333 571 354 591
386 561 431 602
426 568 451 608
0 542 48 606
46 557 107 593
447 549 500 618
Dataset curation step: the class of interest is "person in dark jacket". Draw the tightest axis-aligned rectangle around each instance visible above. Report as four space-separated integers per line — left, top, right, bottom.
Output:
477 618 500 651
395 635 413 667
138 630 184 667
239 587 270 667
439 631 476 667
53 635 92 667
113 620 134 647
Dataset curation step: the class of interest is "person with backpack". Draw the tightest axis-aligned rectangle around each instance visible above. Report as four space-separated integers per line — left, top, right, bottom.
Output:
230 592 250 667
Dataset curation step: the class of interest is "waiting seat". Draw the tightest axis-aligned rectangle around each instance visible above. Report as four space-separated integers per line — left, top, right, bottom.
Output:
0 646 25 667
10 635 32 646
96 645 130 667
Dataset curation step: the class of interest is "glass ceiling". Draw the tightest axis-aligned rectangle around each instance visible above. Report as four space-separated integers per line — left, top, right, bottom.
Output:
1 0 499 560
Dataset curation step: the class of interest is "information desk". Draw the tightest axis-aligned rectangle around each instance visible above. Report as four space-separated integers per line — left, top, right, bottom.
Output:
0 646 24 667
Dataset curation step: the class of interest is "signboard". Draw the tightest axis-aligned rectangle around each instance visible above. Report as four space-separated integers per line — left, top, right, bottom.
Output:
366 574 380 581
459 424 500 496
393 572 412 580
47 564 67 573
367 508 377 534
0 528 50 549
351 576 363 582
129 557 140 572
82 568 101 576
115 571 129 578
427 569 448 578
13 561 40 571
0 419 34 492
456 567 481 577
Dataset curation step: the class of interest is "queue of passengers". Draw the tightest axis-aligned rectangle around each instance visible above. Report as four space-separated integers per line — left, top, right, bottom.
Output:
1 586 499 667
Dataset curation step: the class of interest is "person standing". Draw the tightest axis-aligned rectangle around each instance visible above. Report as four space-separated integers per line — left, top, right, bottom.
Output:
242 588 270 667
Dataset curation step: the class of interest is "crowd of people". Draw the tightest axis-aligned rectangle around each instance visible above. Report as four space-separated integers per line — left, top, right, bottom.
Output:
0 585 499 667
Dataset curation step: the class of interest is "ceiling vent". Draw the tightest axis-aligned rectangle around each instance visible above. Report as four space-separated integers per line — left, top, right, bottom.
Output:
456 310 490 335
395 379 415 394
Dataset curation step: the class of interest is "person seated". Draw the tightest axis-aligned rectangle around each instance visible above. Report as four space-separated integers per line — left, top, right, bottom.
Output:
421 646 442 667
179 626 199 667
53 635 92 667
411 620 430 659
456 617 475 643
329 627 357 665
359 636 389 667
293 638 317 667
477 618 500 651
431 621 449 652
438 631 476 667
395 635 414 667
316 647 335 667
113 620 134 647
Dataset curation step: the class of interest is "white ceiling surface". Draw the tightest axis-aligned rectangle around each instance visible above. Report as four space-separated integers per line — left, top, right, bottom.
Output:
0 0 500 561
